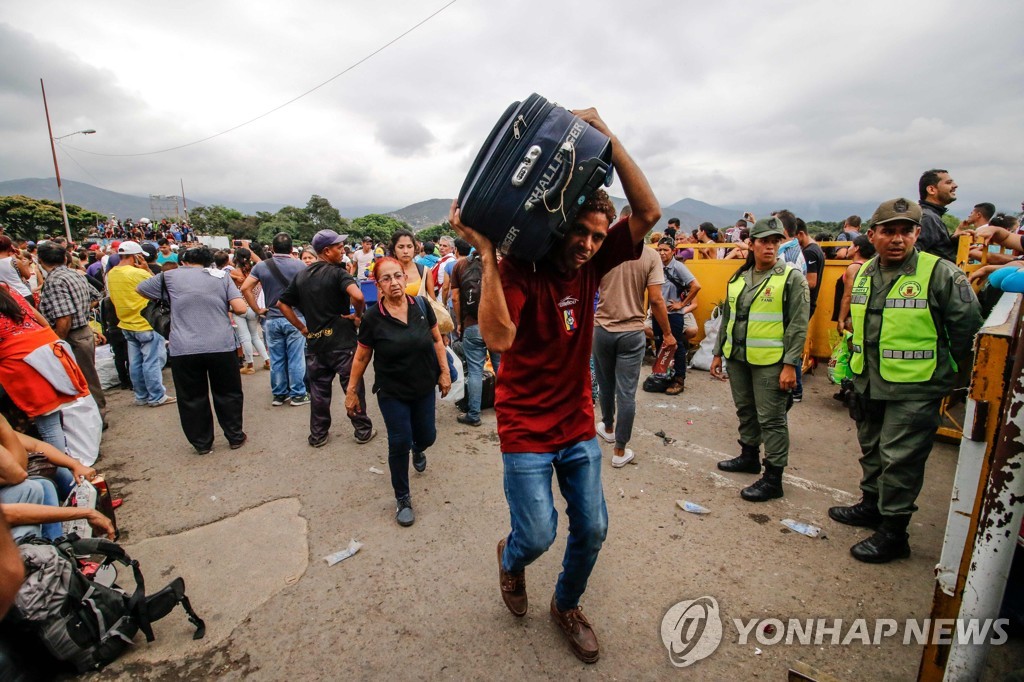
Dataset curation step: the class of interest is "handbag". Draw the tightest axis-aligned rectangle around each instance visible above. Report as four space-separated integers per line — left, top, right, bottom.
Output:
26 452 57 482
416 269 455 334
142 273 171 338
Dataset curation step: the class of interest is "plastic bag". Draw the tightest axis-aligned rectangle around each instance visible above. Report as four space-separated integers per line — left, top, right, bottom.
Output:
95 344 120 389
438 345 465 402
60 394 102 467
827 331 853 385
689 306 724 372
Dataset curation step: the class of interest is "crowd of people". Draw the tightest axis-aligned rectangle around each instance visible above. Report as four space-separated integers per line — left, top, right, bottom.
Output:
0 140 1020 667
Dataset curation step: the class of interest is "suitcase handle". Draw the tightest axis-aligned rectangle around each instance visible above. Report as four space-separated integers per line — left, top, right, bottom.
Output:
526 144 573 214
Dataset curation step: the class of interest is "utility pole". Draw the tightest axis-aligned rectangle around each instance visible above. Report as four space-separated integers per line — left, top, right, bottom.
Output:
40 79 72 243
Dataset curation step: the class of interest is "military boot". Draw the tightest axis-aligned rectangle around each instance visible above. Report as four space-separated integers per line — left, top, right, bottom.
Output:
717 441 762 474
850 515 911 564
828 493 883 528
740 461 784 502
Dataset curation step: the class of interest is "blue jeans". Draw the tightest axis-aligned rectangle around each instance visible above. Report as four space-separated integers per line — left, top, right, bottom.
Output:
462 324 501 421
124 329 168 404
264 317 307 399
377 391 437 500
34 411 67 454
501 437 608 611
1 477 60 540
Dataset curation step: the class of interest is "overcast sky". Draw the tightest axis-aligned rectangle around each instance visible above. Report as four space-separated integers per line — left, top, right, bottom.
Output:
2 0 1021 217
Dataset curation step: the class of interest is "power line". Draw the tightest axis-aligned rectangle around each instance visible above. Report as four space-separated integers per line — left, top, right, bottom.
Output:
56 142 105 187
64 0 458 158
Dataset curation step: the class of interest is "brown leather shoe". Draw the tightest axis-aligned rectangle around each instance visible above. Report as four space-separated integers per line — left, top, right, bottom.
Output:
550 594 599 663
497 538 527 617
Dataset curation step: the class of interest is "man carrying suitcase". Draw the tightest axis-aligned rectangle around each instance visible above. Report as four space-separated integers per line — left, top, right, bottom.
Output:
450 108 660 663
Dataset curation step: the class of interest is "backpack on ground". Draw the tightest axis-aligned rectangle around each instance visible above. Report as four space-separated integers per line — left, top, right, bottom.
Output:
3 533 206 673
455 255 483 334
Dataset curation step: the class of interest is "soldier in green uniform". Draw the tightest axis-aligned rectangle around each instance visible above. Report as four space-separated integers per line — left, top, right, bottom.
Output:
829 198 982 563
711 217 810 502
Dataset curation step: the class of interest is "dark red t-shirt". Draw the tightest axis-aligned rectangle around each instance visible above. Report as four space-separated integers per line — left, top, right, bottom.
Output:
495 218 641 453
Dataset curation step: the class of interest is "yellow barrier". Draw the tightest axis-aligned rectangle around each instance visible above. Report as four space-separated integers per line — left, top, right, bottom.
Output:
680 242 851 358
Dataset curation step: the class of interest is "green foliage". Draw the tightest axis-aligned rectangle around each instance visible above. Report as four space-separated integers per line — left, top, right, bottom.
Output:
941 213 961 235
189 205 245 235
0 194 103 241
416 222 455 243
805 220 843 235
348 214 410 246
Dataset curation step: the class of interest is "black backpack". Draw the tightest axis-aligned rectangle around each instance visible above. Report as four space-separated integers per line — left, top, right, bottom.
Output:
3 534 205 674
455 255 483 333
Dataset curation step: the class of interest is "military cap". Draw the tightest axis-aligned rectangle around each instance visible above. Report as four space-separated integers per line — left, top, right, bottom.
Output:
749 216 786 239
869 198 922 227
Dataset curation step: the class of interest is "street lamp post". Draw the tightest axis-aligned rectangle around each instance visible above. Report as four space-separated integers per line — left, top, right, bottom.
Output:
40 78 95 243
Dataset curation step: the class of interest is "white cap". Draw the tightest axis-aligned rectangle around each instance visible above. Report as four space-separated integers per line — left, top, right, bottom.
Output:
117 241 145 256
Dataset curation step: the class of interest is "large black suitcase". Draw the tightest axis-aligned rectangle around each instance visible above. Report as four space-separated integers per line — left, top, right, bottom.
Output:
458 94 614 261
456 370 495 413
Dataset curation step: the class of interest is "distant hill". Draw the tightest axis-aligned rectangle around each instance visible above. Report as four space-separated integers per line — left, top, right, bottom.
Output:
388 198 452 232
0 178 191 220
0 177 889 234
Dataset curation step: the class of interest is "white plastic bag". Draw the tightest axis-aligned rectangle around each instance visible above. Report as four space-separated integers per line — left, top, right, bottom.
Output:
689 307 724 372
95 344 120 389
438 346 465 403
60 394 102 467
62 478 97 538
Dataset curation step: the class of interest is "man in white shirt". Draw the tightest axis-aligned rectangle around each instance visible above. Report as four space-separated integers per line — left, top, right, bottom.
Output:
353 236 375 282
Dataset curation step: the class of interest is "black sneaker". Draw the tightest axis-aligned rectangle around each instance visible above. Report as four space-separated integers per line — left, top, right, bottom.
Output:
290 394 311 406
271 395 289 406
413 450 427 473
457 413 482 427
396 496 415 527
309 433 329 448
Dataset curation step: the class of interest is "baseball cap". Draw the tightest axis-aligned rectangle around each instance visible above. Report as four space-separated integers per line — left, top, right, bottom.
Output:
118 241 145 256
749 217 786 240
868 198 922 228
311 229 345 253
141 243 158 259
362 236 373 243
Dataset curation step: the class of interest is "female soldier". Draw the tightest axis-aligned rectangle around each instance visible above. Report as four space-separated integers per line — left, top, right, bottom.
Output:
709 217 809 502
345 257 450 527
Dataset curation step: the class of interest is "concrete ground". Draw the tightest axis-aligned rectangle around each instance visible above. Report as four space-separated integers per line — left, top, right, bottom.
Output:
87 360 1024 681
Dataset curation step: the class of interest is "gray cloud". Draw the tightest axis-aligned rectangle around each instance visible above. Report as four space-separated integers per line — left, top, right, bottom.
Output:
0 0 1021 217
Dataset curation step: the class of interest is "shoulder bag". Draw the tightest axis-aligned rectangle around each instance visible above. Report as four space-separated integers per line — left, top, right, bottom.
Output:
141 274 171 338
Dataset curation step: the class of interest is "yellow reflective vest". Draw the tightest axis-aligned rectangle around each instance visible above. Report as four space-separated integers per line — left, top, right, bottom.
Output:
723 266 794 365
849 253 941 383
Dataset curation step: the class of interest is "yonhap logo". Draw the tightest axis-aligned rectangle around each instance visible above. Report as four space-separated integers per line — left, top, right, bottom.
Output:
661 596 723 668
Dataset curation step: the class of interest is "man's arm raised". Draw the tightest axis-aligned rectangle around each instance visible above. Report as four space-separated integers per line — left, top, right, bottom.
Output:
571 108 660 244
449 201 517 353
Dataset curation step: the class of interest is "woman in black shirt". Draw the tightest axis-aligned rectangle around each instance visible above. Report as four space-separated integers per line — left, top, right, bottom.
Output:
346 257 451 527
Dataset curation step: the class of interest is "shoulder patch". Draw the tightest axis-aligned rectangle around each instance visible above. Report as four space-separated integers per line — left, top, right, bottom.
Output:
954 274 969 286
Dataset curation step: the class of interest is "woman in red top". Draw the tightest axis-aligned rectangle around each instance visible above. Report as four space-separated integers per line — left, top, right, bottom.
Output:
0 284 88 452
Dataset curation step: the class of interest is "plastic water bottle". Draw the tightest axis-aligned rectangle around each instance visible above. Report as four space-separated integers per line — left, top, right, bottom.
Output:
781 519 821 537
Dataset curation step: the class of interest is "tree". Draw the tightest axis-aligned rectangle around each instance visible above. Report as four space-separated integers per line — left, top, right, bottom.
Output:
941 213 961 235
0 195 103 242
348 214 410 246
190 205 245 235
416 222 455 243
